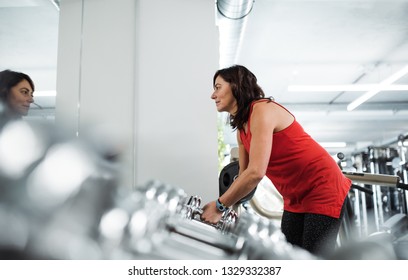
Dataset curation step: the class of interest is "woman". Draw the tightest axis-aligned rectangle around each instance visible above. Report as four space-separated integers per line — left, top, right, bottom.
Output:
0 69 35 118
201 65 351 257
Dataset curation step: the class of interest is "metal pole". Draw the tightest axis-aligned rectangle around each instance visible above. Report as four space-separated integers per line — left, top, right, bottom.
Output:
369 147 383 231
398 135 408 214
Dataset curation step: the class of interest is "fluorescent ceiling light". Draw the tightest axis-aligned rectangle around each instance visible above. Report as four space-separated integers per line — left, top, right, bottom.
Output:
319 142 347 148
288 84 408 92
347 64 408 111
0 0 40 7
35 90 56 97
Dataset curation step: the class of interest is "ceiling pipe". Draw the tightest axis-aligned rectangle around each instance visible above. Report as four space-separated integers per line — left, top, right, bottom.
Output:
49 0 60 11
216 0 255 68
217 0 255 20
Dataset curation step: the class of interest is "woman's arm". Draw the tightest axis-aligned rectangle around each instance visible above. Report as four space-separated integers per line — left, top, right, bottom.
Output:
218 102 276 207
237 130 248 176
201 102 279 224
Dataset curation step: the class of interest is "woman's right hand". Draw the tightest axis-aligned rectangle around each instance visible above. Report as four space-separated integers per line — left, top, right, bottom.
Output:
200 201 223 225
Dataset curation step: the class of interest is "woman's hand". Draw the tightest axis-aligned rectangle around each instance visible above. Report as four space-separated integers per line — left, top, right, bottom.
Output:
200 201 223 225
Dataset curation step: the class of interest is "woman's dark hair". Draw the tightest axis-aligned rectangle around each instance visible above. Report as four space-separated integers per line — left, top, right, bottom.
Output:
213 65 269 130
0 69 35 103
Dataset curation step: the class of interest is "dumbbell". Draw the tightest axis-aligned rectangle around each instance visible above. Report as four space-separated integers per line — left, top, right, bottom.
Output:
136 180 188 214
177 200 315 259
126 182 315 259
181 195 238 234
105 189 237 259
231 211 316 259
110 187 314 260
136 183 237 233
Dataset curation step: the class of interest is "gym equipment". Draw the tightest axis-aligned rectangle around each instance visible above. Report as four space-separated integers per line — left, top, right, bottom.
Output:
337 136 408 259
343 171 408 189
248 176 283 220
131 181 314 259
344 143 408 236
397 134 408 213
342 170 406 237
219 155 283 220
219 161 256 204
231 211 314 260
134 181 239 235
329 231 397 260
165 202 315 260
136 180 188 214
180 195 238 233
0 119 121 260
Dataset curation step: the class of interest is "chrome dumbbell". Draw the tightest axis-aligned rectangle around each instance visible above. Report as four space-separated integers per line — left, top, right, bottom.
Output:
136 180 188 214
230 211 316 260
181 195 238 234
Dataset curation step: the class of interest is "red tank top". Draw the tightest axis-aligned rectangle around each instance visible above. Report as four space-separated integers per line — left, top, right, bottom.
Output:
240 100 351 218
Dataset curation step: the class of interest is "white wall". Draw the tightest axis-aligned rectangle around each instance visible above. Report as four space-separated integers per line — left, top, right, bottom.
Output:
56 0 219 203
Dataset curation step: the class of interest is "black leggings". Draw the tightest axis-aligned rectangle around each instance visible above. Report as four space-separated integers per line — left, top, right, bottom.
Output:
280 200 346 258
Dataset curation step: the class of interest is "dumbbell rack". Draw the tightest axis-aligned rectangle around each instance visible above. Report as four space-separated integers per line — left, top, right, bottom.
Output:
120 180 316 260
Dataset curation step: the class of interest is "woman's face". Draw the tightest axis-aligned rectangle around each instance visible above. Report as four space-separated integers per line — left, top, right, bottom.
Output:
211 75 237 115
7 79 34 116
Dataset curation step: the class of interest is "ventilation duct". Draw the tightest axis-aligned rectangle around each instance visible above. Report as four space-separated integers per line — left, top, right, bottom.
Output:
216 0 255 68
49 0 60 11
217 0 255 20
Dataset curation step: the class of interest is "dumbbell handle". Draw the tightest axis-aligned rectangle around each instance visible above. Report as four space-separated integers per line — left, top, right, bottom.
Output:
183 195 238 233
191 206 237 233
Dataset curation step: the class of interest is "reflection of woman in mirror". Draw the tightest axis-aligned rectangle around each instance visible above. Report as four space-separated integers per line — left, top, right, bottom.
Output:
0 69 35 119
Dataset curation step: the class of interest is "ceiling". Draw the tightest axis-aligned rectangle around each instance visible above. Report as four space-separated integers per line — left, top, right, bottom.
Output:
1 0 408 159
